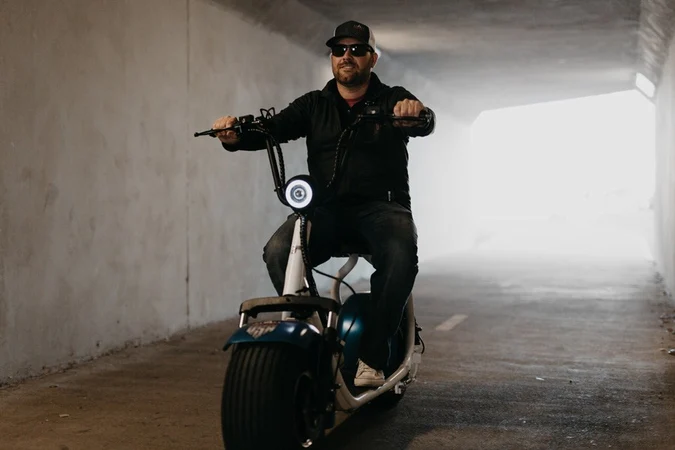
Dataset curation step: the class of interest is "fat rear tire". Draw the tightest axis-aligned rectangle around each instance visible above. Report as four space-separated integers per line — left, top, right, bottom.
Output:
221 343 324 450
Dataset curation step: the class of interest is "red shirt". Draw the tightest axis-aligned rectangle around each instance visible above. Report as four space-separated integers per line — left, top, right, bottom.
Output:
345 95 365 108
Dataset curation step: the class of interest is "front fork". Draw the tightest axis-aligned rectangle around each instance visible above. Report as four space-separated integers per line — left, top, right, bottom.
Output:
282 218 311 298
281 216 341 426
281 217 338 329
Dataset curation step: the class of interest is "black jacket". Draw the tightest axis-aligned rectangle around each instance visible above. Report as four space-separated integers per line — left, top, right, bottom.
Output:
223 73 436 210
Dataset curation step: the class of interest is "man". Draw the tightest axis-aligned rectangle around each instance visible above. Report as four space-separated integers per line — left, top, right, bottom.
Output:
212 20 435 387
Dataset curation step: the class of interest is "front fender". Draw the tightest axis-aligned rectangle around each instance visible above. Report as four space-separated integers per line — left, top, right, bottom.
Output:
223 320 322 352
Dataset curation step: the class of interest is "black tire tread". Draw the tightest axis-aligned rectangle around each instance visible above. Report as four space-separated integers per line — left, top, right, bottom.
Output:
221 343 309 450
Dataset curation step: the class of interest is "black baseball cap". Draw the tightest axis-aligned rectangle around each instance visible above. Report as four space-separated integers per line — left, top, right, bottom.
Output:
326 20 376 49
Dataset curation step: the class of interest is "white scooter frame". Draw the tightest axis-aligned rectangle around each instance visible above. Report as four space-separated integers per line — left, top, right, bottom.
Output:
261 219 424 412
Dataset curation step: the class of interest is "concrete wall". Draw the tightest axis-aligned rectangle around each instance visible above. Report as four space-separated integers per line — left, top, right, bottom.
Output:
186 1 337 327
1 0 189 382
655 33 675 297
0 0 325 382
0 0 473 382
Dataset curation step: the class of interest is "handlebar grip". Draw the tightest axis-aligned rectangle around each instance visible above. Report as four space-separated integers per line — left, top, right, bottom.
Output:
193 125 239 138
194 129 217 138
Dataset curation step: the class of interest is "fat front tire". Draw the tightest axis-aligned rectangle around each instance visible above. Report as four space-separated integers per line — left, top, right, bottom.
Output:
221 343 324 450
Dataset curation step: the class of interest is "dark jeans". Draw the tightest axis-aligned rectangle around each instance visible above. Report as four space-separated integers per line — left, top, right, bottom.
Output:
262 200 419 371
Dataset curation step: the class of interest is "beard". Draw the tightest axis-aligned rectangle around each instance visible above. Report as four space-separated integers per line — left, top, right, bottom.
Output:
334 61 371 87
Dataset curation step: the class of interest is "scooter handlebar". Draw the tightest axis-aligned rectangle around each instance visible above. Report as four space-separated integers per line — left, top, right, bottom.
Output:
193 126 237 138
193 114 261 138
193 109 430 137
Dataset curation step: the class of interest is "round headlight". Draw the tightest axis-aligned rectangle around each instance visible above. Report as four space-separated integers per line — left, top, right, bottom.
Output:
285 177 314 210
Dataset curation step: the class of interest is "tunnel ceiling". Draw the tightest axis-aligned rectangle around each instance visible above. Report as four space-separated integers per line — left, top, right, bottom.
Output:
296 0 644 117
221 0 673 119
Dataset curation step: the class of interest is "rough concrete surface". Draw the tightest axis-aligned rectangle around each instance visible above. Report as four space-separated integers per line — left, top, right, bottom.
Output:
1 231 674 449
0 0 333 382
654 33 675 299
0 0 191 382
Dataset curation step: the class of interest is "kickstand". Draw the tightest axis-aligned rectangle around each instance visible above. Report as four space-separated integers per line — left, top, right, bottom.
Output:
414 319 425 354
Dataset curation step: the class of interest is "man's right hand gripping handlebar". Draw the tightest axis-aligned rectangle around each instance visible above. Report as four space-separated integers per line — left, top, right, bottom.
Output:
209 115 240 145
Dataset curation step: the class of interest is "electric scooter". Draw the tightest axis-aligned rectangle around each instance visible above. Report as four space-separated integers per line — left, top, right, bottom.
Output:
193 105 428 450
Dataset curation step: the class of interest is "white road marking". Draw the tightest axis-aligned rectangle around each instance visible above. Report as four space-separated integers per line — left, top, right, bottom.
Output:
435 314 468 331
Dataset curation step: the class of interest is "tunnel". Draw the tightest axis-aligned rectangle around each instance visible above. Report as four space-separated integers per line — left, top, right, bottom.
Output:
1 0 675 448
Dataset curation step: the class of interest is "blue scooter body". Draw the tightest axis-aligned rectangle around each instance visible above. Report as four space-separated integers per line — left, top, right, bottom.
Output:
223 320 323 353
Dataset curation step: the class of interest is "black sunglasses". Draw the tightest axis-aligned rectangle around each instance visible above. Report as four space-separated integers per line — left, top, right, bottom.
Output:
330 43 374 57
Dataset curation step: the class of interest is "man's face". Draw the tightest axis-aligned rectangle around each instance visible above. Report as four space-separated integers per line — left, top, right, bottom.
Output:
331 38 378 87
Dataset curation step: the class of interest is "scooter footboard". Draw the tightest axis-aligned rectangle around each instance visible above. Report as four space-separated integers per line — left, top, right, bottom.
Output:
334 295 420 411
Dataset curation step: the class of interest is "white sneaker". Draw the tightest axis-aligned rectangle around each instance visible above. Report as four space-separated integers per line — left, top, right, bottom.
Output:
354 360 385 387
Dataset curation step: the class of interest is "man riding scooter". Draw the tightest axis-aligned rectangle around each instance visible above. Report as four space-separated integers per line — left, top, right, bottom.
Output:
211 20 435 387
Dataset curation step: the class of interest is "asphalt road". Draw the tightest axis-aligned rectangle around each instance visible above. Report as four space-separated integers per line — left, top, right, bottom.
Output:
2 249 675 450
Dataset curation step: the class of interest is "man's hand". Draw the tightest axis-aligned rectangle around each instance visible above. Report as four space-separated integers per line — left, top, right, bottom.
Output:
212 116 240 145
393 99 425 127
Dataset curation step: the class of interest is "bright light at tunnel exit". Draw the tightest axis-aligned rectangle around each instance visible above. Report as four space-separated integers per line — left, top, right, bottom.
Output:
468 90 656 259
